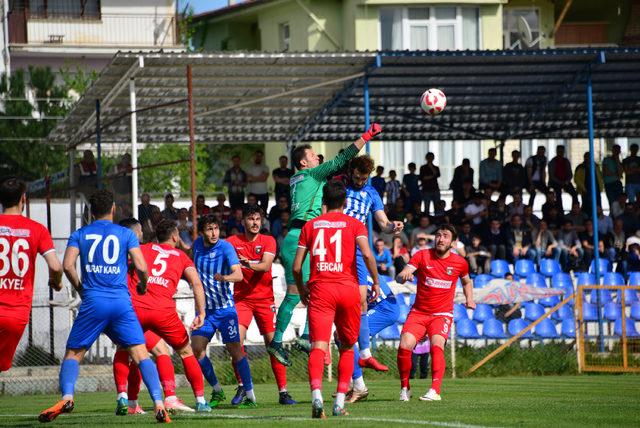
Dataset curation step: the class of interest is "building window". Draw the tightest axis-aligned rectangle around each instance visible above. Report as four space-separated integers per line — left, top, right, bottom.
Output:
503 8 540 49
279 22 290 51
28 0 101 20
380 6 479 51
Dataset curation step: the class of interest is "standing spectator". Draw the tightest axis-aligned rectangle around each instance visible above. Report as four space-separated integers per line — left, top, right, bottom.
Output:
385 170 401 205
548 145 579 211
373 239 395 277
450 158 474 202
402 162 422 213
532 220 559 264
223 155 247 210
602 144 624 207
479 148 502 195
623 143 640 202
371 166 386 200
501 150 527 198
272 155 294 204
483 218 508 261
78 149 97 189
391 235 410 274
419 152 440 215
410 214 437 247
506 214 535 263
211 193 232 223
161 193 178 220
465 234 491 275
525 146 548 206
246 150 270 212
268 195 290 225
557 219 583 271
574 151 603 210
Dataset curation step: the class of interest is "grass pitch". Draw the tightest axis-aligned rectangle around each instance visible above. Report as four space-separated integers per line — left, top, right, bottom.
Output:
0 376 638 427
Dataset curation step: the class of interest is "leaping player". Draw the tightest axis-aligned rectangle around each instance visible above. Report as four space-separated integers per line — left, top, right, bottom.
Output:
395 224 475 402
267 123 382 366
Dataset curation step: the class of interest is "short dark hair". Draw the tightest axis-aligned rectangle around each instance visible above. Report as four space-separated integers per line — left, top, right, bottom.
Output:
198 214 221 232
118 217 141 230
436 223 458 241
408 162 416 169
322 180 347 210
155 219 178 242
0 176 26 208
242 204 263 218
350 155 375 175
375 238 385 245
89 190 114 218
292 144 313 169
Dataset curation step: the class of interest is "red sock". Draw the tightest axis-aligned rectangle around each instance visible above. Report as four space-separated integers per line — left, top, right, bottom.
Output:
337 348 354 394
182 355 205 398
127 361 142 401
113 350 130 394
397 346 412 389
156 354 176 397
430 346 445 394
269 354 287 391
308 348 325 391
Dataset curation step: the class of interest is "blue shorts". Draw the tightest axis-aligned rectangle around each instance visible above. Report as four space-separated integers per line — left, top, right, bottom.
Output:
66 295 145 349
191 307 240 344
356 251 368 286
367 296 400 336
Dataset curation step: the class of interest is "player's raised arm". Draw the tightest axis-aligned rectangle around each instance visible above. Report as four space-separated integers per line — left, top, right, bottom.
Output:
62 246 82 293
44 251 63 291
183 267 206 329
395 263 417 284
373 210 404 235
460 274 476 310
129 247 148 295
356 236 380 303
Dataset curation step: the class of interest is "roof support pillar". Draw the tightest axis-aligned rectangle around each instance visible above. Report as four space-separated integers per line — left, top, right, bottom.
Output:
130 78 139 219
96 99 103 190
187 64 198 241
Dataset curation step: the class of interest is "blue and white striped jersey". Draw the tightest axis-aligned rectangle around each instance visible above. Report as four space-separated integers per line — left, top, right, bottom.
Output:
192 237 240 312
344 184 384 224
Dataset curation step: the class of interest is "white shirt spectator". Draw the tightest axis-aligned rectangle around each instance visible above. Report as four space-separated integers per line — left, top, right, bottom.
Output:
246 163 269 195
464 202 486 225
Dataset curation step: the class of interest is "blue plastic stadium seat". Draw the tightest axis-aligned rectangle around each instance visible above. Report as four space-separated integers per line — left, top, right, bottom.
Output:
534 318 559 339
539 258 562 278
561 319 576 338
576 272 597 286
540 294 560 307
482 318 507 339
456 319 481 339
526 272 547 288
613 318 640 338
582 302 599 322
472 304 495 322
507 318 533 338
453 303 469 322
490 259 510 278
379 324 401 340
630 302 640 321
589 258 610 274
552 273 573 288
603 272 625 286
589 288 613 305
552 304 573 321
473 274 493 289
628 272 640 286
524 302 545 321
617 288 639 305
603 302 622 321
515 259 536 279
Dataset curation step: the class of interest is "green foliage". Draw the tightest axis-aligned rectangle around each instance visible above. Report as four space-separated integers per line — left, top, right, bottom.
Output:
178 5 197 52
59 65 99 95
204 143 263 189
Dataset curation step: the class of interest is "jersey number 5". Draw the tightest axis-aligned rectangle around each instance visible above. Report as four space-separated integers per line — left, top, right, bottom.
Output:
312 229 342 263
0 238 30 277
151 253 169 276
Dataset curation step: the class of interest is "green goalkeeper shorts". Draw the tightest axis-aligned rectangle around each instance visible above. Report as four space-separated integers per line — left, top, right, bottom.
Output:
281 227 310 286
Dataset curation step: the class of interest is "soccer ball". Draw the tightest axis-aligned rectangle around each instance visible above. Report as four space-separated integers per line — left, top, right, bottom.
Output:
420 88 446 115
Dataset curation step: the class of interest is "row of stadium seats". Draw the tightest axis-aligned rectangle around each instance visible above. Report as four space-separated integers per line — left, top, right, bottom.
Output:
488 258 638 280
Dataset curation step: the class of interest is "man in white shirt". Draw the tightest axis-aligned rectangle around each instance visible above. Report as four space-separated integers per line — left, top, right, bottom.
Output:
246 150 270 213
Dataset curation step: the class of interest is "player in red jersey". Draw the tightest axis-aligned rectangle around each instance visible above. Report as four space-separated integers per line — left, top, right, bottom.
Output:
112 219 209 413
395 224 475 402
0 177 63 372
293 180 379 418
226 204 298 406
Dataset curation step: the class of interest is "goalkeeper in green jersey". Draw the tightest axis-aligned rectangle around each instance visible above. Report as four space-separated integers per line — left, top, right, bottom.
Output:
267 123 382 366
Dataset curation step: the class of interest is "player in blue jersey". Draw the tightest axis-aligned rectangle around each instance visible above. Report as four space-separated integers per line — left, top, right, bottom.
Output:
190 214 257 408
341 155 404 372
38 190 170 423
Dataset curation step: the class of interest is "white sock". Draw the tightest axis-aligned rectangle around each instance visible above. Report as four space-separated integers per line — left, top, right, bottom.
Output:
353 376 366 391
335 392 346 408
128 399 138 408
117 392 128 400
245 388 256 402
279 388 287 393
165 395 177 402
196 396 206 404
360 348 372 359
154 399 164 407
213 383 223 392
311 389 323 403
62 394 74 401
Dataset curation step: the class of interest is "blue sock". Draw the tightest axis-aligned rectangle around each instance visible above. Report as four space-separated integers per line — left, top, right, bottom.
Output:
59 359 79 398
138 358 163 404
198 356 219 387
358 313 370 351
236 357 253 392
352 345 363 380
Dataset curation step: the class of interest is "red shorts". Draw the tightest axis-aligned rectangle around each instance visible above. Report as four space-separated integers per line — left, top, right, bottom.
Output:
308 284 360 345
401 310 452 342
235 299 276 335
134 307 189 350
144 330 163 351
0 317 28 371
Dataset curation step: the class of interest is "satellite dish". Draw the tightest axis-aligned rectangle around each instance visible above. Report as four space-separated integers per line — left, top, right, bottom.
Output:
517 16 533 48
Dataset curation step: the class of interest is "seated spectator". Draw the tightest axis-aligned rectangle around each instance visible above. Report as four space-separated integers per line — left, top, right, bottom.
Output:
522 205 541 232
411 234 429 256
161 193 178 220
489 198 508 223
564 202 588 232
457 179 476 206
543 206 564 232
189 194 210 220
483 218 508 261
226 207 244 235
557 219 583 271
271 210 290 238
597 238 617 267
410 214 436 247
403 212 417 240
465 234 491 275
246 193 259 207
446 199 466 225
611 218 627 267
176 208 193 248
211 193 232 223
391 235 410 274
385 169 401 205
495 301 522 323
432 200 447 225
464 192 487 230
506 193 526 220
578 219 597 270
507 214 535 263
268 195 290 224
596 206 614 237
619 203 640 235
610 192 627 219
374 239 395 277
388 198 405 222
626 242 640 274
532 220 559 264
458 221 473 248
541 190 562 219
